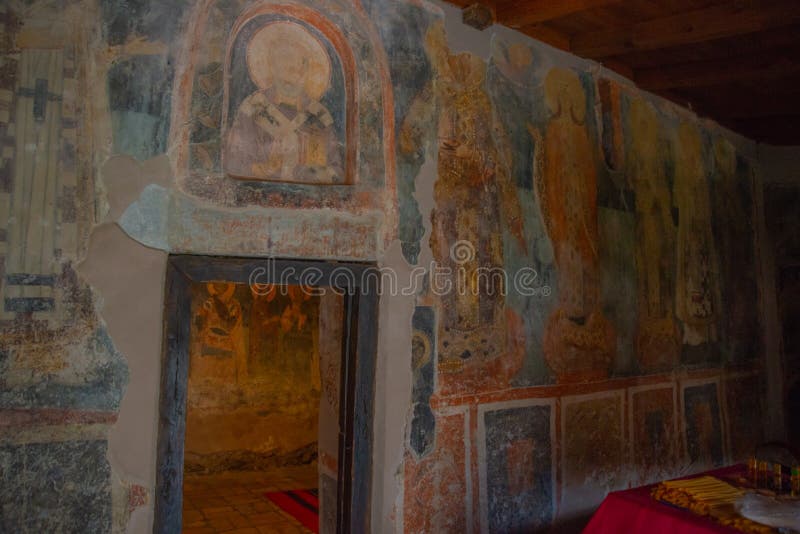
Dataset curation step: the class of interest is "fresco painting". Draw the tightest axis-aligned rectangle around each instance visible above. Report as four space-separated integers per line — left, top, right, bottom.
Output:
537 68 615 383
627 98 680 372
561 393 625 515
0 1 771 531
380 0 436 265
403 410 469 534
431 50 505 346
185 282 321 473
0 440 112 532
0 18 127 528
710 139 760 363
725 374 763 461
224 19 345 184
177 0 393 232
597 206 637 374
426 24 525 395
630 386 678 484
487 39 556 386
410 306 436 458
108 55 173 161
683 382 725 471
482 402 554 533
674 123 721 364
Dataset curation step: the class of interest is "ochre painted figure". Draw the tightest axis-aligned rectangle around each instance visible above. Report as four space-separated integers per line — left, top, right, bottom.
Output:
537 67 614 382
190 282 246 381
433 52 503 332
225 21 342 183
674 122 718 346
628 98 680 371
429 52 522 381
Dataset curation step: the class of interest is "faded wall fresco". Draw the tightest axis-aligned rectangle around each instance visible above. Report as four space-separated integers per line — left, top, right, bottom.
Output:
682 381 725 471
480 401 554 533
394 2 766 530
764 182 800 450
184 282 322 473
629 385 678 485
0 0 776 532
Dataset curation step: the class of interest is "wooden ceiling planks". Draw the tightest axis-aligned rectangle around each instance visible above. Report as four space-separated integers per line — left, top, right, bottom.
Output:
494 0 623 28
452 0 800 144
570 2 800 57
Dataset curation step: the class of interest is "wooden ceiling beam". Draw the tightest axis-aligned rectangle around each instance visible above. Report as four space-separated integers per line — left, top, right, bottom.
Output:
634 48 800 90
603 24 800 71
571 2 800 58
600 58 633 79
496 0 622 28
680 91 800 120
726 116 800 146
521 23 572 50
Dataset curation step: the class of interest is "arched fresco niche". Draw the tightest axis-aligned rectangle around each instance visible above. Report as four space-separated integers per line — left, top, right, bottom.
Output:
169 1 396 250
223 16 353 185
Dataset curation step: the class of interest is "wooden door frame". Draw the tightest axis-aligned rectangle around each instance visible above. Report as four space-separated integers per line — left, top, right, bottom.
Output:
153 255 379 534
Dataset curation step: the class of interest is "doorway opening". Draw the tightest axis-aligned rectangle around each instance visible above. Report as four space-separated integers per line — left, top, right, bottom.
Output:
153 256 378 534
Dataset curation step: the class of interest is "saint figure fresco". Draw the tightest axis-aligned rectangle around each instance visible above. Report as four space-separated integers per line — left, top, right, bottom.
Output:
627 99 679 371
190 282 246 381
674 122 719 349
225 21 344 183
428 38 523 378
537 67 614 382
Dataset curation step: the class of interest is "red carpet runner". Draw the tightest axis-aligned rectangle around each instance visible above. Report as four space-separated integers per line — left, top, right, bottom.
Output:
265 489 319 533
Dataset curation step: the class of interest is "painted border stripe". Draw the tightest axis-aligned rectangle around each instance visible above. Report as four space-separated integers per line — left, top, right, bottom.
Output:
5 273 56 286
4 297 54 312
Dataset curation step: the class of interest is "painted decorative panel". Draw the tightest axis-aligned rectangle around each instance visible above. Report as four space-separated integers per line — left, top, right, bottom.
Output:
0 440 111 532
479 400 554 533
410 306 436 458
185 281 321 473
724 374 763 462
404 408 470 534
561 391 626 516
682 380 725 471
224 17 348 184
629 385 678 485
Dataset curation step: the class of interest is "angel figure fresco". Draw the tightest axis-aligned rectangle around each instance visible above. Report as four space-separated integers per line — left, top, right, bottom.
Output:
534 67 615 382
225 21 343 183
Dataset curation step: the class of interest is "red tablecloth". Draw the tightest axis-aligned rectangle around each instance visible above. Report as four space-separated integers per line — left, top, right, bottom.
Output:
584 466 747 534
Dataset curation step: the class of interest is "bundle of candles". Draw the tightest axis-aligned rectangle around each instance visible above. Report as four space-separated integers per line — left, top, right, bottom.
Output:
652 476 743 515
651 476 773 533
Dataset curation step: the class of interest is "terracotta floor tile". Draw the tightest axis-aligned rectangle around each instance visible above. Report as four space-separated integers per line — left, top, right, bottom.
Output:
230 514 257 528
202 506 236 516
183 510 204 524
181 466 318 533
246 513 286 526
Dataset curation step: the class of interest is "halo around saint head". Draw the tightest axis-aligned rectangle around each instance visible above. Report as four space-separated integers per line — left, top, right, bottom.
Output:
245 21 332 101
